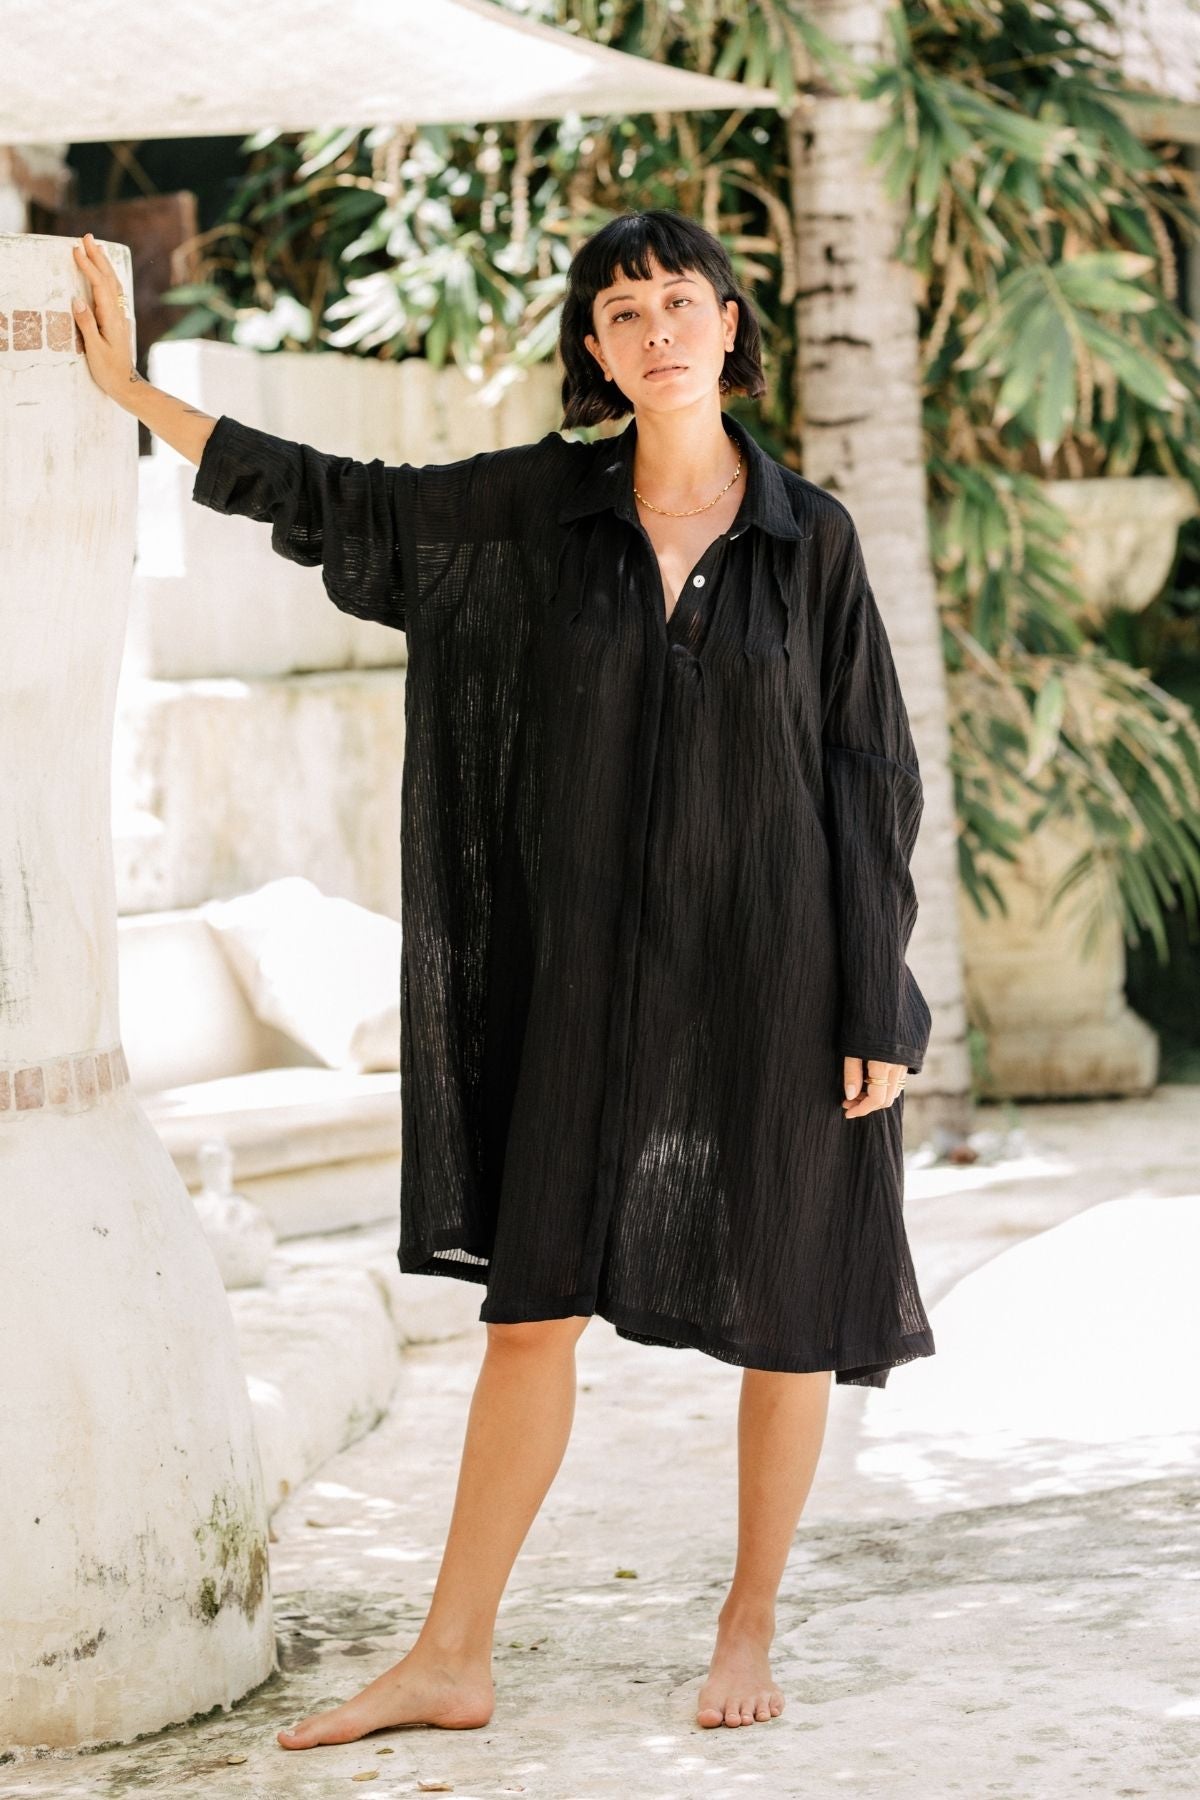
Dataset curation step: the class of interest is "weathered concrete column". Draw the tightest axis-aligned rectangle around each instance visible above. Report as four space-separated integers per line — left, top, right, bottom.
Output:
0 234 275 1751
789 1 972 1137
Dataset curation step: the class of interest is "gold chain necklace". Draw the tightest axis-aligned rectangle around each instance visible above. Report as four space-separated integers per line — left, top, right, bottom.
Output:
633 453 744 518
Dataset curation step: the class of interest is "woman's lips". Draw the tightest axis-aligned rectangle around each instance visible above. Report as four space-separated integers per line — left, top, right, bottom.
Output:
645 364 686 379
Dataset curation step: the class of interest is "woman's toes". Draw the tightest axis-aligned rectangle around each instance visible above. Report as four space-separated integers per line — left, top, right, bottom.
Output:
277 1722 314 1749
754 1696 772 1720
277 1704 361 1749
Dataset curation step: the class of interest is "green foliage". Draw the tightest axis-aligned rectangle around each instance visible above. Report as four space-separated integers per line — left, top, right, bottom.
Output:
158 0 1200 962
867 0 1200 485
867 0 1200 959
159 2 817 449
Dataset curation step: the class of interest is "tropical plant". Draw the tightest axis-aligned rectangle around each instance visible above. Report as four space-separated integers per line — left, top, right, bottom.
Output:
862 0 1200 957
159 0 1200 960
158 2 831 455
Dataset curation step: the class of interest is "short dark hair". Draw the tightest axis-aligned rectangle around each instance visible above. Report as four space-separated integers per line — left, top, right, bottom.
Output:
558 208 767 430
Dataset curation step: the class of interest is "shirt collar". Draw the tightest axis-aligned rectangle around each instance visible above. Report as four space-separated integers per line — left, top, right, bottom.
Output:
555 412 807 540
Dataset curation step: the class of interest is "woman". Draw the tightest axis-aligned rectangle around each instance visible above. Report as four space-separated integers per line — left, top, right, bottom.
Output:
73 207 935 1741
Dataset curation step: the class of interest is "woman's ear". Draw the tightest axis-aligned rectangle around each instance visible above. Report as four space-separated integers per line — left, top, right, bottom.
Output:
583 332 608 381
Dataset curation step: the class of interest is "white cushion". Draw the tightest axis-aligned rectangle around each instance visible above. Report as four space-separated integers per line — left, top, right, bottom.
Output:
199 877 401 1071
118 909 318 1091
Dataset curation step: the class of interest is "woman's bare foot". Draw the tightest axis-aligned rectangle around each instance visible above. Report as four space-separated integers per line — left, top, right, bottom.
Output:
696 1615 784 1729
277 1641 494 1749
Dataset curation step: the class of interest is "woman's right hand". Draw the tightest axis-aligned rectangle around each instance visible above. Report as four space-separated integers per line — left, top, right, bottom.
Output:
71 232 137 404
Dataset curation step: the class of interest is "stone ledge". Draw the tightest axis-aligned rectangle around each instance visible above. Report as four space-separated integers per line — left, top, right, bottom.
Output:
228 1220 481 1517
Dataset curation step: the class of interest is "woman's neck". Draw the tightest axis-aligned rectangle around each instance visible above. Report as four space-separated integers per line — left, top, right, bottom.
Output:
630 401 739 512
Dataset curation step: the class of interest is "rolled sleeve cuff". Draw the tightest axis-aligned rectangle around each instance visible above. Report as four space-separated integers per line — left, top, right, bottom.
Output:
840 1040 925 1076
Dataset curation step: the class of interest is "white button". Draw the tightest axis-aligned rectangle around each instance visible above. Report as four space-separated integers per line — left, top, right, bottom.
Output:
692 574 706 588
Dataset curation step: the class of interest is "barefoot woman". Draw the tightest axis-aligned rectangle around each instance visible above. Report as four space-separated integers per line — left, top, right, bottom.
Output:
73 208 935 1739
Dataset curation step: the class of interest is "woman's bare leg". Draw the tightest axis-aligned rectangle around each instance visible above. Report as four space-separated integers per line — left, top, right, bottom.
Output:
697 1366 832 1728
278 1315 592 1750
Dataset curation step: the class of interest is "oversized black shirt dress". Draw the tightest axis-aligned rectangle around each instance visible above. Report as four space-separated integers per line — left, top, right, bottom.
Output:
193 408 936 1387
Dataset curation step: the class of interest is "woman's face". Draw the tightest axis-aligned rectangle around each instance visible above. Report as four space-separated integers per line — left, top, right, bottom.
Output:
584 252 738 415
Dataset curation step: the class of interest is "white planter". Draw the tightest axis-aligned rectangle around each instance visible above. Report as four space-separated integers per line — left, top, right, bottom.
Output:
958 812 1158 1099
0 234 275 1752
958 473 1194 1096
1040 474 1197 617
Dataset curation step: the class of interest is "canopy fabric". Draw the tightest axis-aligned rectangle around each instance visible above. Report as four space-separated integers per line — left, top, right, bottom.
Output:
1 0 780 146
1085 0 1200 124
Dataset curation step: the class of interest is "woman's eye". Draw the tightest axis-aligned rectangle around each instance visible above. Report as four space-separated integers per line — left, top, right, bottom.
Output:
613 297 690 323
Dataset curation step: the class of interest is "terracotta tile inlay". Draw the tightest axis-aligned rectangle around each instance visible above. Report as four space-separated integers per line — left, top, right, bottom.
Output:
0 1043 131 1119
45 309 74 351
0 305 89 354
45 1057 73 1106
0 307 88 352
14 1066 45 1109
12 311 43 351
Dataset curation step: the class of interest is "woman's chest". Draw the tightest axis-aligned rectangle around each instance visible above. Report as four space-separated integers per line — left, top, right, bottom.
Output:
546 512 814 680
637 493 747 622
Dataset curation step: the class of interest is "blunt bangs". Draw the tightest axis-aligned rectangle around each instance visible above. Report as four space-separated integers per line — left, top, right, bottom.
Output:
558 208 767 429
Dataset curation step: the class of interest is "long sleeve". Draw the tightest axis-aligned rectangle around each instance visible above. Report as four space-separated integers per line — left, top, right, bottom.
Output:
191 414 566 634
820 508 931 1075
192 414 415 629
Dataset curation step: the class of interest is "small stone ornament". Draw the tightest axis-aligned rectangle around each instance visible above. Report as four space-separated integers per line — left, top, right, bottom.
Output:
192 1136 276 1289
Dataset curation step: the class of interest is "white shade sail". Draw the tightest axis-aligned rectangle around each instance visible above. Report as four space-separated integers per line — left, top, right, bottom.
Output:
0 0 782 146
1092 0 1200 106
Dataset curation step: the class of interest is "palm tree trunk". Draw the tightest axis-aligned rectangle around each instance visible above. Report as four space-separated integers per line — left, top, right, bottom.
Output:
789 0 970 1123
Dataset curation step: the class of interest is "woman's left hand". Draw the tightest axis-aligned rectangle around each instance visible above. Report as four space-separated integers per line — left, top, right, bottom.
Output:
841 1056 907 1117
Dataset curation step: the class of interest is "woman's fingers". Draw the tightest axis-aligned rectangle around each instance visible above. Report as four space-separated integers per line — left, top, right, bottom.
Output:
71 283 103 346
73 234 125 328
841 1055 872 1117
71 241 104 329
78 231 115 280
871 1059 899 1105
71 234 133 394
73 234 105 292
841 1056 905 1117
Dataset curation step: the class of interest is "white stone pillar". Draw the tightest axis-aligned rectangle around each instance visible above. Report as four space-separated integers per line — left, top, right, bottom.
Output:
0 234 275 1751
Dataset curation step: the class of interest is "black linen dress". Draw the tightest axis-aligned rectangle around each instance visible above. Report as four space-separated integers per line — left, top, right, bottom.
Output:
192 408 936 1387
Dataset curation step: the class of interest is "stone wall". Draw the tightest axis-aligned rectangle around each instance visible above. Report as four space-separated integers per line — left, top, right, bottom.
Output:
115 341 563 917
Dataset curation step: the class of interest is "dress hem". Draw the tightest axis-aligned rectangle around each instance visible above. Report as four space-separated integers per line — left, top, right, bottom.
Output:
594 1298 935 1387
398 1245 935 1388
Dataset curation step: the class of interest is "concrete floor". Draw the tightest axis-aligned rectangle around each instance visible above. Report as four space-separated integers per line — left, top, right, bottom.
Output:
3 1088 1198 1799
